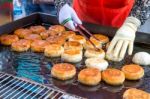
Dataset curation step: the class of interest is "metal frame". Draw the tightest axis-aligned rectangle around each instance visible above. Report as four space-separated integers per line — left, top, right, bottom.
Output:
0 72 84 99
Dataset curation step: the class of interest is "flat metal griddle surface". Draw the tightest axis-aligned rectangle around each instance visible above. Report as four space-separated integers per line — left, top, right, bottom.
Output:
0 13 150 99
0 43 150 99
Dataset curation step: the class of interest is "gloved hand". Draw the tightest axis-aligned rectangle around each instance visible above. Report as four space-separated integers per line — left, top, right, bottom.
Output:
59 4 82 31
106 17 141 61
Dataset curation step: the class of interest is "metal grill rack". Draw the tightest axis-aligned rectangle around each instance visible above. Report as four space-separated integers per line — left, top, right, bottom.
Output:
0 72 84 99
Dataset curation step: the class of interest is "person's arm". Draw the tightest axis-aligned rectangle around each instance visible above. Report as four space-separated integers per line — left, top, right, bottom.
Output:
106 0 150 61
130 0 150 25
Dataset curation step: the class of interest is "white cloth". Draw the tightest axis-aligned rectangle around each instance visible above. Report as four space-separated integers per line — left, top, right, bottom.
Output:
59 4 82 31
106 17 141 61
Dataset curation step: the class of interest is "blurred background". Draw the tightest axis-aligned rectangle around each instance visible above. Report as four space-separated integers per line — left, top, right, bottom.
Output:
0 0 56 25
0 0 13 26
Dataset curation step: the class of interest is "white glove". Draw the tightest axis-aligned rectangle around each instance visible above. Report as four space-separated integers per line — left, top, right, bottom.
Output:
106 17 141 61
59 4 82 31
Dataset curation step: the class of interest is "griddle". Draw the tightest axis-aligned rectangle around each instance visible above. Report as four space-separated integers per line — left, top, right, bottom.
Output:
0 13 150 99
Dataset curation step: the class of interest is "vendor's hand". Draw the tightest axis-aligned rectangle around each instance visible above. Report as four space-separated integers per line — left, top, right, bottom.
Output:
106 17 141 61
59 4 82 31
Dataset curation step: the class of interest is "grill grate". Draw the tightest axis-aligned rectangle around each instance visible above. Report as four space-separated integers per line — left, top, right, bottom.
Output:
0 72 84 99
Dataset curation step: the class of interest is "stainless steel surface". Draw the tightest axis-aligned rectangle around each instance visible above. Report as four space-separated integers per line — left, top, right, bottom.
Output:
0 72 84 99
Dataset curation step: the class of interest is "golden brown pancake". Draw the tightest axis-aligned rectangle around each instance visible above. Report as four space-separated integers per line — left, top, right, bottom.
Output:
90 34 109 44
49 25 65 33
46 35 65 45
11 39 31 52
31 40 49 52
30 25 46 34
102 68 125 85
122 64 144 80
64 41 83 50
69 35 86 44
14 28 32 39
83 40 102 49
51 63 76 80
24 34 42 42
123 88 150 99
84 48 105 58
0 34 19 45
78 68 101 86
44 44 64 57
63 49 81 55
61 31 76 40
61 49 82 63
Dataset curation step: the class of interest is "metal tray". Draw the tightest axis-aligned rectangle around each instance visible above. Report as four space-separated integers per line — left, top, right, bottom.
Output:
0 13 150 99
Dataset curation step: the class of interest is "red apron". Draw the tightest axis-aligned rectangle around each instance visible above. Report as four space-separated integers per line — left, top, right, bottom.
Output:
73 0 134 27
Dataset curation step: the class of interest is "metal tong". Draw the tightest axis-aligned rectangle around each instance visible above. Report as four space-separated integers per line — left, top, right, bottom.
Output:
76 24 100 50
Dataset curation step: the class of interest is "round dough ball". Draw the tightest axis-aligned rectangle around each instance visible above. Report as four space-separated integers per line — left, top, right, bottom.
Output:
132 52 150 65
78 68 101 86
85 58 108 71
